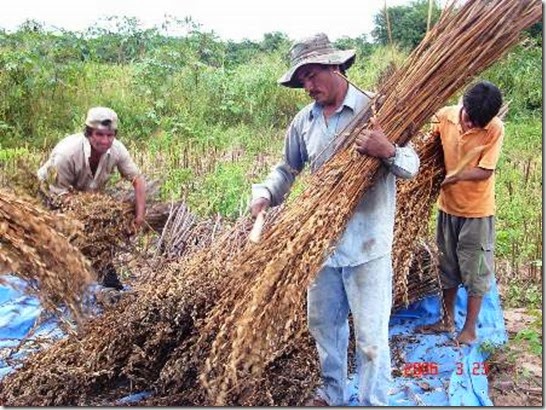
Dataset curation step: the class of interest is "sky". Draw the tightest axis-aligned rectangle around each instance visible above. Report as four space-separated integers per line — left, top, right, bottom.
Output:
0 0 415 41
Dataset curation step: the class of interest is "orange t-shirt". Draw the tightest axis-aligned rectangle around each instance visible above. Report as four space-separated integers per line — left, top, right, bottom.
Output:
432 105 504 217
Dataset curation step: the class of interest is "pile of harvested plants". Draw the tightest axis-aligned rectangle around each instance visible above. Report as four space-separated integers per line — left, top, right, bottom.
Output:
0 189 93 324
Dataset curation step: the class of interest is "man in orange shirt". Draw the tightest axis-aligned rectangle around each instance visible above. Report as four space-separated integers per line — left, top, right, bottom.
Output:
422 81 503 344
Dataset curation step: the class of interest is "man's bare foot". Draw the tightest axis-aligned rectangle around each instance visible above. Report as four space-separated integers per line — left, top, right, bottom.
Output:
417 321 455 334
456 328 477 344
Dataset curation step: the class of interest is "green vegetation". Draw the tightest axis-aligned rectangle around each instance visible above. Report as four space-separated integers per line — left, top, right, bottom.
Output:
0 8 541 302
514 328 542 356
372 0 442 50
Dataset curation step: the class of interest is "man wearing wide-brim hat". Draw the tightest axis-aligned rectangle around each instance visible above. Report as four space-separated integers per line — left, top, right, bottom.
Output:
250 33 420 406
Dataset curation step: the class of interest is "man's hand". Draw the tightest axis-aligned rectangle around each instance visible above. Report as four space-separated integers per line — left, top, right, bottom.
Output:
132 215 145 233
250 197 270 218
354 118 396 159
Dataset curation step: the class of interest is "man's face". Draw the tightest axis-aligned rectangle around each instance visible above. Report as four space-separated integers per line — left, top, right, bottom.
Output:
295 64 338 106
88 128 115 154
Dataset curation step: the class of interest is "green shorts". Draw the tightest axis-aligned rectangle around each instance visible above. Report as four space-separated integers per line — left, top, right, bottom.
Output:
436 210 495 296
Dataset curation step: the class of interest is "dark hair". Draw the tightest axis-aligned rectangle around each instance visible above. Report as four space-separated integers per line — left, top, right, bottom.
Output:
463 81 503 128
84 126 117 138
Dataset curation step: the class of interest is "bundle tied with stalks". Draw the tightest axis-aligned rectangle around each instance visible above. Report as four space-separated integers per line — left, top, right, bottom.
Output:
44 184 187 281
0 189 93 324
197 0 541 403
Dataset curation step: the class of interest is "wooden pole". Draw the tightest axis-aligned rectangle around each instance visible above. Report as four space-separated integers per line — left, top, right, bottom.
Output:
384 0 393 46
427 0 434 32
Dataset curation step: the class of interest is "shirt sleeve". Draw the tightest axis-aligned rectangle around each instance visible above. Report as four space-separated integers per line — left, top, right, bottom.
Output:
48 153 75 195
382 142 420 180
251 117 307 206
115 141 141 182
478 121 504 170
37 158 52 181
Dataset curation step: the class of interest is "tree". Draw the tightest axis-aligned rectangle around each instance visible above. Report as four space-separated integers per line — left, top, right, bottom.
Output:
260 32 290 53
372 0 442 50
334 34 374 58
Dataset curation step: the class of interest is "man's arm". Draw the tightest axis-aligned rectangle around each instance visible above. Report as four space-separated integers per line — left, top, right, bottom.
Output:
115 141 146 231
384 143 420 180
354 118 419 180
441 167 493 186
442 119 504 187
132 175 146 231
41 154 76 196
250 117 307 216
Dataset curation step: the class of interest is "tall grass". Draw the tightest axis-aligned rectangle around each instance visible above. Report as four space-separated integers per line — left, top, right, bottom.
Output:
495 118 542 282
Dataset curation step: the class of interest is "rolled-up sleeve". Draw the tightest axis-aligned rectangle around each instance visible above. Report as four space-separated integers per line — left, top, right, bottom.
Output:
383 142 420 180
252 118 307 206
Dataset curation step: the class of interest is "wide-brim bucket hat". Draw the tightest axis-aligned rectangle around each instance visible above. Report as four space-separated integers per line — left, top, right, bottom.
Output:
278 33 356 88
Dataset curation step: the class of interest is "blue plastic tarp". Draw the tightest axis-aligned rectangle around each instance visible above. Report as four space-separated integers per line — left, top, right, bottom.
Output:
348 280 507 406
0 274 507 406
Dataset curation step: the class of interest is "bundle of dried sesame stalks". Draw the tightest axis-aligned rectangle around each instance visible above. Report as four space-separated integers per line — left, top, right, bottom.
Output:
392 132 444 309
0 189 93 324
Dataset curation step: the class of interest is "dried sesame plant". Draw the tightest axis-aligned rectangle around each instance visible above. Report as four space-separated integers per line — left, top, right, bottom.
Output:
198 0 541 403
52 193 135 282
392 132 444 310
0 189 93 324
45 189 188 280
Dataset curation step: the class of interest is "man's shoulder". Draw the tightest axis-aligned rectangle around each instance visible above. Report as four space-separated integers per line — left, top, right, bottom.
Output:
436 105 458 120
52 133 85 158
349 85 374 109
111 138 128 150
488 116 504 132
110 139 134 161
294 102 315 119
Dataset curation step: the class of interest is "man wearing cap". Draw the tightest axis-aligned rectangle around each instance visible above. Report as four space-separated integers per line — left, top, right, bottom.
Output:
38 106 146 289
249 33 419 406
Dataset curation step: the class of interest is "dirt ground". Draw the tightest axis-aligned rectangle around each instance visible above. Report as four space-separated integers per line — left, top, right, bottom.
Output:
488 308 543 406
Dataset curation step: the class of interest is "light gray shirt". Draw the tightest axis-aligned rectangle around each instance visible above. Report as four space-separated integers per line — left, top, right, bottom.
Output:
37 133 140 195
252 84 420 267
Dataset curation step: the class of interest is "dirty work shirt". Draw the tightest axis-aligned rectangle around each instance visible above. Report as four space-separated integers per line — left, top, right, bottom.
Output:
432 105 504 217
37 133 140 194
252 84 420 267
